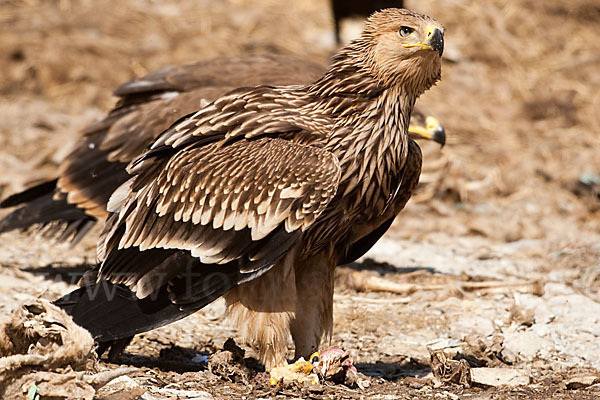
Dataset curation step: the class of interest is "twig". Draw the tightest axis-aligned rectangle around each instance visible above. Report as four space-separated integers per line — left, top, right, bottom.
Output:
85 367 138 389
348 271 544 296
333 294 411 304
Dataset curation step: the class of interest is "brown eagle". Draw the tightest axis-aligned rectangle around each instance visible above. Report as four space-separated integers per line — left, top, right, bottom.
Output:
54 8 444 370
0 59 443 245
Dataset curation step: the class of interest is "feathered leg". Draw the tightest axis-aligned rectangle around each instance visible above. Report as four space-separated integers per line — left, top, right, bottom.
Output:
224 247 298 370
290 251 335 360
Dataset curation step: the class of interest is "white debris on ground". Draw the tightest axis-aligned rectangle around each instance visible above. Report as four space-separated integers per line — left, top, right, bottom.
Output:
470 368 530 387
360 234 600 370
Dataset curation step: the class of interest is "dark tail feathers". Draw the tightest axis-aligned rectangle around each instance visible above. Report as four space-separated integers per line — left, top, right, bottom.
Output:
54 281 199 343
0 179 58 207
0 179 96 244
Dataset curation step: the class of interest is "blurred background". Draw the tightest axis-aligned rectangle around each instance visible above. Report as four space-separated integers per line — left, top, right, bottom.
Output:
1 0 600 394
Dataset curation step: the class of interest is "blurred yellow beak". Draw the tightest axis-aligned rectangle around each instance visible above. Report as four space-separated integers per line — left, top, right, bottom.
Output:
408 115 446 147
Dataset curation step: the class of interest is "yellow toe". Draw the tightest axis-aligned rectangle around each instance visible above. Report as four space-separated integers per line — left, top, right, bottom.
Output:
269 356 319 385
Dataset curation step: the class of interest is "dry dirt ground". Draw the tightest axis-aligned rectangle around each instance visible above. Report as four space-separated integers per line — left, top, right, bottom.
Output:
1 0 600 399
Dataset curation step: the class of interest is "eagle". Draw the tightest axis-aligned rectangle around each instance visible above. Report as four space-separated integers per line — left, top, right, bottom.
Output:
55 8 444 371
0 57 444 245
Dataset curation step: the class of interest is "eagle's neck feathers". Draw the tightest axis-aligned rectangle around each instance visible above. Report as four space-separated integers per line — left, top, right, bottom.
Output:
305 50 418 207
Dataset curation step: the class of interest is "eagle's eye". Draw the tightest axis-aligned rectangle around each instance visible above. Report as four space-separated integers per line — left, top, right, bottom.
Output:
399 26 414 37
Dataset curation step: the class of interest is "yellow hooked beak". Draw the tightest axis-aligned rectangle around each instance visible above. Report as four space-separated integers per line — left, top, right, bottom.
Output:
408 115 446 147
402 25 444 57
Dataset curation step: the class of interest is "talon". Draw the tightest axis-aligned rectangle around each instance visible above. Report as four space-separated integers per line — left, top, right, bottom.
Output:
309 351 320 364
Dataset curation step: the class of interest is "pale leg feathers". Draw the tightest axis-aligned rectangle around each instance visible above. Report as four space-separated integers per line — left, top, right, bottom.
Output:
290 251 335 360
224 248 298 370
223 245 336 370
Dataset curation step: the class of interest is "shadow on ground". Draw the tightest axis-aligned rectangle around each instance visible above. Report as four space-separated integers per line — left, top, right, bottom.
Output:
347 258 437 275
357 358 431 381
22 263 92 285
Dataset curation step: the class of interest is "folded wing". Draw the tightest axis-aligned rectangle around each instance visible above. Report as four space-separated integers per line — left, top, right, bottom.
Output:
98 96 340 305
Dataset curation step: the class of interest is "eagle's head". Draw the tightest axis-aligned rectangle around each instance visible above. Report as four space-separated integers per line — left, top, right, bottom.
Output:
359 8 444 94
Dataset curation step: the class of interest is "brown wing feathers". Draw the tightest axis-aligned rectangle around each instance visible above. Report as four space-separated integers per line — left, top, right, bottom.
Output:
99 136 340 290
113 55 327 103
88 77 343 309
84 128 342 332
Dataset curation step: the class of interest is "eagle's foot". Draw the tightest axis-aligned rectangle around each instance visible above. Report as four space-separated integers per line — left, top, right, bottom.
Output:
269 352 319 385
269 348 364 387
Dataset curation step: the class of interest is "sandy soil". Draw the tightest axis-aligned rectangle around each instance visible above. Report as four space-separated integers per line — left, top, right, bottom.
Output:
1 0 600 398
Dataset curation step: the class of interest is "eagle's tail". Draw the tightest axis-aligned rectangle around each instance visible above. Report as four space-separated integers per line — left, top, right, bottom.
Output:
53 281 198 343
0 179 95 244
